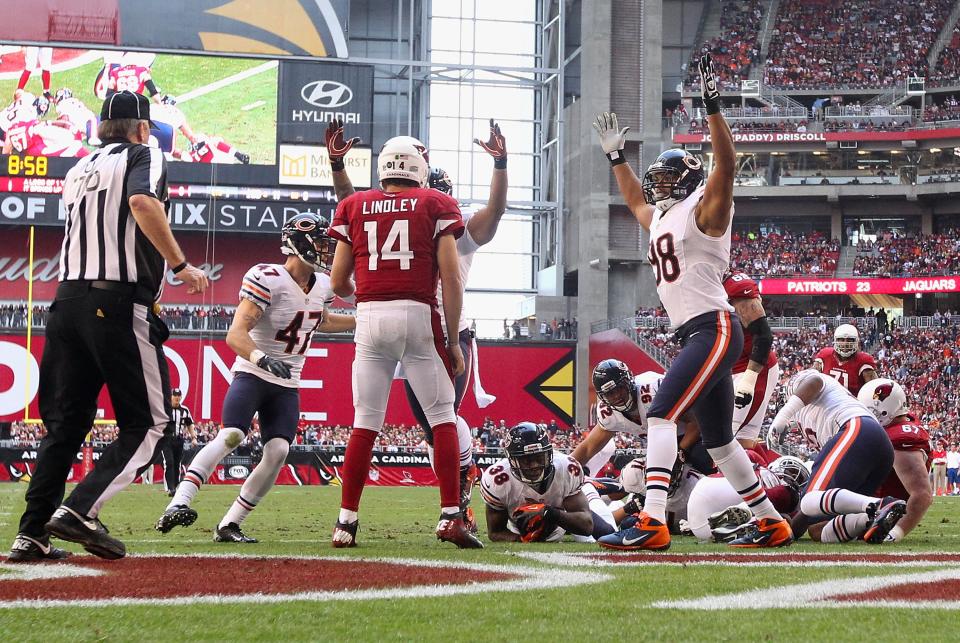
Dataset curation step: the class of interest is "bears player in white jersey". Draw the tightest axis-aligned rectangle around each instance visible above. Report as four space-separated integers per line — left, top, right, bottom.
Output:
52 88 101 146
325 118 508 531
766 370 906 544
156 213 355 542
480 423 613 542
595 53 792 549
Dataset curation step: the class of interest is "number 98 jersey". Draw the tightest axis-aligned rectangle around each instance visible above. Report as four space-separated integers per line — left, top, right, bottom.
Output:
232 263 335 387
479 453 585 527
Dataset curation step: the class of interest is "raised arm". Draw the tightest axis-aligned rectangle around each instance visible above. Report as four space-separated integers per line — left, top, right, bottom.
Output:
694 53 735 237
325 119 359 202
594 112 654 230
467 119 508 245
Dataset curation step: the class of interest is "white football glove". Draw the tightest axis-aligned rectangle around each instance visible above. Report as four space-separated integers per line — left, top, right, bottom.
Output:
734 370 759 409
765 421 786 451
592 112 629 163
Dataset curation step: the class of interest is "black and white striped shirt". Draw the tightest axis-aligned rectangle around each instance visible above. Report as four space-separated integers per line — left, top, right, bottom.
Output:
169 404 194 437
59 138 169 299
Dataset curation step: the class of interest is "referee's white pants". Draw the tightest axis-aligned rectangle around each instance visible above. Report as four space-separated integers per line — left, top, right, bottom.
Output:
352 300 456 431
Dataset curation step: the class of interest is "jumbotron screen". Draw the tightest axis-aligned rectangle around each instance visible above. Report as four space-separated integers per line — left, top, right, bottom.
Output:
0 45 277 165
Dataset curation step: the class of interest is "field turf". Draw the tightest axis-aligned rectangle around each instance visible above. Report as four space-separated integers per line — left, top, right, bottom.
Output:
1 482 958 641
2 53 277 163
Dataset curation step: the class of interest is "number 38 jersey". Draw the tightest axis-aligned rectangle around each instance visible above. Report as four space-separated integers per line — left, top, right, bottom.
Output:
232 263 334 388
647 184 734 328
330 188 464 307
479 453 585 516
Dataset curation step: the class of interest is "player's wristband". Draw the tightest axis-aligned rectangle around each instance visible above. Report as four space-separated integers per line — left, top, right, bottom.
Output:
606 150 627 166
493 156 507 170
249 349 266 365
171 261 188 274
330 159 345 171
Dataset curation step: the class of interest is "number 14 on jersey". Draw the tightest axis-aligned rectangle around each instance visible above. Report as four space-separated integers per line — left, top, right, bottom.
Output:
364 220 413 270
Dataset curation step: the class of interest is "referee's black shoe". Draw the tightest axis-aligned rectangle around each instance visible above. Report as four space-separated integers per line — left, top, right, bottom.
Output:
155 505 198 533
7 534 71 563
45 506 126 560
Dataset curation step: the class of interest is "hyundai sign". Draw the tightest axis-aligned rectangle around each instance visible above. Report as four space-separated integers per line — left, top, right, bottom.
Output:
278 61 375 146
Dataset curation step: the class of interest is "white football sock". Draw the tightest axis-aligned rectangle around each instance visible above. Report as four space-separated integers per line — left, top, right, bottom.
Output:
456 416 473 468
820 513 870 543
219 438 288 529
338 509 358 523
800 489 877 518
643 418 679 522
709 440 781 521
167 427 244 510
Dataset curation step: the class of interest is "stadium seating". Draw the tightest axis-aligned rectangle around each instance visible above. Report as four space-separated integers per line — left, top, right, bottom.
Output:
852 229 960 276
731 229 840 277
687 0 766 91
930 19 960 86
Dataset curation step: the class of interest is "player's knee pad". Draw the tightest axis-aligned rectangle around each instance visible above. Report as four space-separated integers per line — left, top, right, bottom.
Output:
262 437 289 467
220 427 246 450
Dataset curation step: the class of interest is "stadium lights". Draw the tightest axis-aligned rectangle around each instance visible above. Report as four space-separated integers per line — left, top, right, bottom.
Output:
857 150 869 155
890 150 902 155
929 148 941 153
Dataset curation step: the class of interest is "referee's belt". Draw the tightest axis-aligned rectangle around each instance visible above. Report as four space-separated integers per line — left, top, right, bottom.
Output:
57 280 156 306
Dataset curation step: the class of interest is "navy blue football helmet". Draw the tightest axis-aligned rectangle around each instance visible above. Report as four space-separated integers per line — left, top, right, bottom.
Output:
506 422 554 488
281 212 336 272
592 359 637 413
641 149 704 212
428 167 453 194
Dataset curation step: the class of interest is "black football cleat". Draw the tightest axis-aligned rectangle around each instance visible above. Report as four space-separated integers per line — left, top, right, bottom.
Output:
45 505 126 560
7 534 71 563
863 496 907 544
332 519 359 548
436 512 484 549
155 505 198 533
214 522 258 543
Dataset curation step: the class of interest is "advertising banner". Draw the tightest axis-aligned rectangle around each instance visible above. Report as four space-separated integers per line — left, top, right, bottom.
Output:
0 0 349 58
0 335 577 426
757 276 960 296
277 61 375 145
674 127 960 145
279 145 372 187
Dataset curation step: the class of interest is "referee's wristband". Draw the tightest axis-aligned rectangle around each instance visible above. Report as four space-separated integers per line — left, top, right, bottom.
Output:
606 150 627 166
171 261 188 274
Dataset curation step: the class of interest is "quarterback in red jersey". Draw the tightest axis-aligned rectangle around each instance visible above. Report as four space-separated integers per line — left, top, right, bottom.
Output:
328 136 481 550
722 272 779 448
812 323 877 395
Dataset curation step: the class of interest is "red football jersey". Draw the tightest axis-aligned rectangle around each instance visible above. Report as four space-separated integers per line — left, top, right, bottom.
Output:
723 272 777 373
4 120 38 153
108 65 152 94
813 347 877 395
330 188 463 306
875 415 930 501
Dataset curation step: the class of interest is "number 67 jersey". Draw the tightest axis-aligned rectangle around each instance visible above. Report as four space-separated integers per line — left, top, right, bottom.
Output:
232 263 335 387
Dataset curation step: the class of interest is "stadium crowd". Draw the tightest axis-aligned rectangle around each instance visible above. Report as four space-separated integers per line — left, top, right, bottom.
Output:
922 95 960 122
852 228 960 276
687 0 765 91
730 228 839 276
763 0 953 89
930 22 960 86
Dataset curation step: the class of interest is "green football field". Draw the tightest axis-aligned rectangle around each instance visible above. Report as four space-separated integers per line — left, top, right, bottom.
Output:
2 53 278 163
1 482 958 640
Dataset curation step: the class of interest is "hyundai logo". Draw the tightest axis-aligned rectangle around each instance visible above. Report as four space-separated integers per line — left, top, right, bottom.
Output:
301 80 353 108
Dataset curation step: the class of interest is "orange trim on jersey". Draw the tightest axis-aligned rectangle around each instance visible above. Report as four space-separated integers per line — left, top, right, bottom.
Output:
242 281 270 300
808 417 861 491
666 312 732 421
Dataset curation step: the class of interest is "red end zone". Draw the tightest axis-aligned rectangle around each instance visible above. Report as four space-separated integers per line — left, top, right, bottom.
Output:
0 554 609 608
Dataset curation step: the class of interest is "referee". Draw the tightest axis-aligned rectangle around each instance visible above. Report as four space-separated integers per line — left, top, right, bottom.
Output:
159 388 195 496
7 91 209 562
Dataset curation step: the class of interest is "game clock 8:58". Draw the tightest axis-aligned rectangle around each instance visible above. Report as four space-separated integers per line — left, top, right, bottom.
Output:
7 155 48 176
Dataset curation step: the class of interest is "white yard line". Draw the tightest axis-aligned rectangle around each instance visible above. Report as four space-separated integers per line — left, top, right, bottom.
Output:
176 61 278 104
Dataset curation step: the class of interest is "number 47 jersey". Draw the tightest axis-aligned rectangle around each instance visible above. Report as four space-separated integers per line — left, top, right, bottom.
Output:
330 188 464 307
232 263 335 387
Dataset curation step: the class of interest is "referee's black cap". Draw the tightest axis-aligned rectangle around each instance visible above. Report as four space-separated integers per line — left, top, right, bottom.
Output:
171 388 182 396
101 90 157 127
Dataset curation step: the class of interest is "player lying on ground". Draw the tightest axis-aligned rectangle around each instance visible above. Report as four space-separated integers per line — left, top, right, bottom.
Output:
594 55 792 550
327 137 481 549
156 213 354 542
480 422 615 543
766 370 907 544
325 118 507 532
